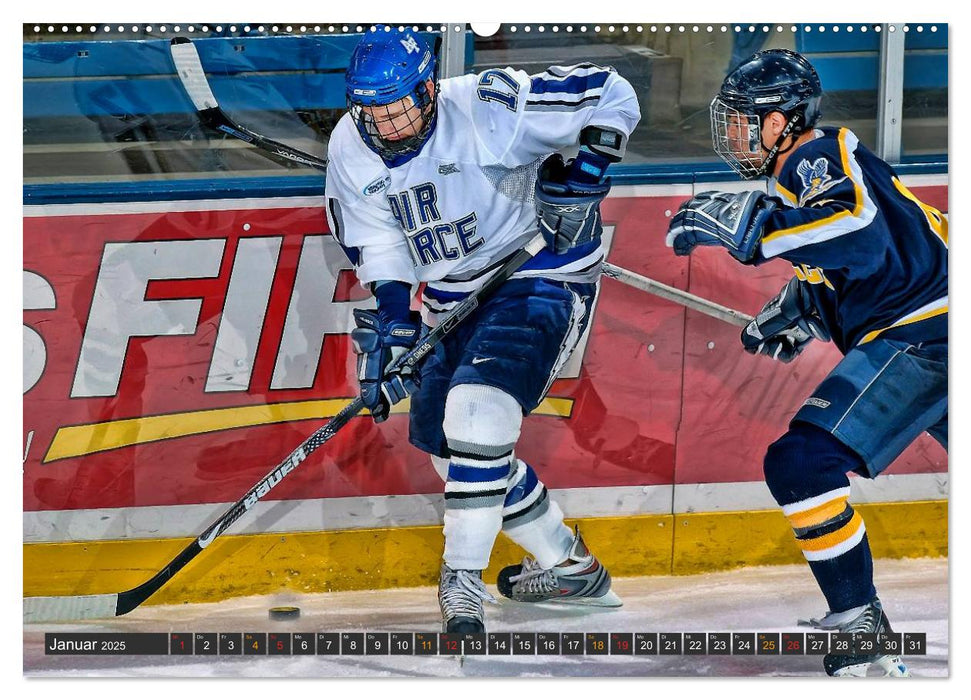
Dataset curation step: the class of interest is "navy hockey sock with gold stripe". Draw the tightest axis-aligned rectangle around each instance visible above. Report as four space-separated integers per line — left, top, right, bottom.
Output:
764 422 877 612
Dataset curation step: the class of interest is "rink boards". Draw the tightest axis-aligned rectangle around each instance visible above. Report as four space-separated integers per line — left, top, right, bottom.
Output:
23 178 948 604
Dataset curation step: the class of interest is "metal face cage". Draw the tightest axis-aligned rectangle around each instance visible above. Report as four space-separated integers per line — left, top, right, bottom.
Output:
349 83 436 160
710 96 767 180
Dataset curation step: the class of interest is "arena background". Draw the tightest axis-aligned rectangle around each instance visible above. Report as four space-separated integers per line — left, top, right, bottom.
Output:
23 23 947 606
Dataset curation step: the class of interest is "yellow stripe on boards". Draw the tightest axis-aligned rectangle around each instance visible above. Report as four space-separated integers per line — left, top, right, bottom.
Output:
43 397 575 462
24 501 946 605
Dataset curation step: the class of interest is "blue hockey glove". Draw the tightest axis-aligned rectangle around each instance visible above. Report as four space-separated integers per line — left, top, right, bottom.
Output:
741 278 831 363
351 308 422 423
536 152 611 255
666 190 779 262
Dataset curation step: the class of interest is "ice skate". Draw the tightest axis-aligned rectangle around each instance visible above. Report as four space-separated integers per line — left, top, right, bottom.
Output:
438 564 496 634
804 598 910 677
497 527 622 607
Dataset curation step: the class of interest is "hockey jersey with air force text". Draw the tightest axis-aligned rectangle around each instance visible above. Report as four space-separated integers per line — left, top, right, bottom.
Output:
325 64 640 323
756 126 948 353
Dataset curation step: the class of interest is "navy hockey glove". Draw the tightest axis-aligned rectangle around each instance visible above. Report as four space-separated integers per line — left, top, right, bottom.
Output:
741 278 831 363
351 308 422 423
666 190 779 262
536 152 611 255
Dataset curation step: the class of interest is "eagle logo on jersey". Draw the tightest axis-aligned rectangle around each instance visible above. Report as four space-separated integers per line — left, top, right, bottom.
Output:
796 158 846 207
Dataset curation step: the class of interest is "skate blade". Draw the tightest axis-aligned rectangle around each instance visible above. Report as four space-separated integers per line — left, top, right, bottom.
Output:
537 590 623 608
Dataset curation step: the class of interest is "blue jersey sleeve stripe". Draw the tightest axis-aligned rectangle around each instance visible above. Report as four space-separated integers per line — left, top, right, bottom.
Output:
422 286 470 304
529 69 610 97
520 238 601 270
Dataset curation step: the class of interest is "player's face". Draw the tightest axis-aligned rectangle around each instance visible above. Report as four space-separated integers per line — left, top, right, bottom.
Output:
365 97 423 141
364 80 436 142
724 112 766 170
725 114 760 157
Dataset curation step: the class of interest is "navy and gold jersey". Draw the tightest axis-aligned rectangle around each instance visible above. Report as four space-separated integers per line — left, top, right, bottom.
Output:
755 126 948 353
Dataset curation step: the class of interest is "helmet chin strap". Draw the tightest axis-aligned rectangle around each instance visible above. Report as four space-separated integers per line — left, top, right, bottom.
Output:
759 113 803 177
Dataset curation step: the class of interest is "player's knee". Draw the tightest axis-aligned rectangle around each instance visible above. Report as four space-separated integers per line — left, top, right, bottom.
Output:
443 384 523 452
763 422 863 505
763 429 809 495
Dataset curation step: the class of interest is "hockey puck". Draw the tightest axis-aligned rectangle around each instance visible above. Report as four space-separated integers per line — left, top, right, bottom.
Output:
268 606 301 621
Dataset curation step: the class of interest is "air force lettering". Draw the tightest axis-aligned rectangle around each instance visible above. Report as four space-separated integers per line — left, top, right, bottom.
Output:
325 63 640 325
385 182 482 266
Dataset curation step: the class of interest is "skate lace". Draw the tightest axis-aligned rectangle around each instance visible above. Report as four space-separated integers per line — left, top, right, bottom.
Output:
441 570 496 619
508 557 558 594
842 606 879 634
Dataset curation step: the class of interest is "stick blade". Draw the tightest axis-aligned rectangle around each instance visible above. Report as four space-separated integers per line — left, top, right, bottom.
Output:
24 594 119 623
169 37 219 111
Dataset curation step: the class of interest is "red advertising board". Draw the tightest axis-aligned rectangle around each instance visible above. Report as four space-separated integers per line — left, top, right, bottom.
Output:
23 186 947 515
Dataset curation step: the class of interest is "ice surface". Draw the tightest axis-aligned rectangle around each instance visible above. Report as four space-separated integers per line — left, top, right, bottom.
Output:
23 559 947 678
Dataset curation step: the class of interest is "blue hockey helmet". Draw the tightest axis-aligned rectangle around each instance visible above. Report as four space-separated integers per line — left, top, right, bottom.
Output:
710 49 823 179
345 26 438 162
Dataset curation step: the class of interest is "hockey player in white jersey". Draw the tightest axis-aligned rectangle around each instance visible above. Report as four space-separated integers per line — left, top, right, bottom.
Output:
325 27 640 632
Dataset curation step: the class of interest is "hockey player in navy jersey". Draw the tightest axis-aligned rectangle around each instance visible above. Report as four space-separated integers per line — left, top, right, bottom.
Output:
325 27 640 632
666 49 946 676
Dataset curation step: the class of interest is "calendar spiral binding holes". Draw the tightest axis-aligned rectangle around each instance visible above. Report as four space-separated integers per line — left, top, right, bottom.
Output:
24 23 942 36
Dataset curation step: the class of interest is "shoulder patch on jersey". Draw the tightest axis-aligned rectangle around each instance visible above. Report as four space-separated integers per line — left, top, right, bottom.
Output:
363 175 392 197
795 157 847 207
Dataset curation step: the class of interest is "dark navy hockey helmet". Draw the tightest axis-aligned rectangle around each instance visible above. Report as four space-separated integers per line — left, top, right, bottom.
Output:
345 26 438 161
711 49 823 179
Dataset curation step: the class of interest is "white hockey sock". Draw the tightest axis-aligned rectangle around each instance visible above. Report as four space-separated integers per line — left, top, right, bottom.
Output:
443 508 504 571
504 493 574 569
441 384 522 570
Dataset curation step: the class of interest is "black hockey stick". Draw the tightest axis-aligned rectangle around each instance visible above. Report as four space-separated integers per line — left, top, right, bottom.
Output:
23 232 547 623
169 37 328 171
